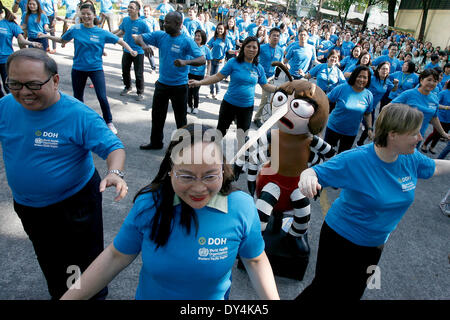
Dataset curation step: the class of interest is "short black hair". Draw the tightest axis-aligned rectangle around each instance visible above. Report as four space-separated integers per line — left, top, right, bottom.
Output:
347 65 371 88
404 61 416 73
7 48 58 77
269 27 281 35
419 68 439 81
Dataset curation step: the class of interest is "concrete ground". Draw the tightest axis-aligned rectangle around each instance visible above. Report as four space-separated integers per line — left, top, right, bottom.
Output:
0 37 449 300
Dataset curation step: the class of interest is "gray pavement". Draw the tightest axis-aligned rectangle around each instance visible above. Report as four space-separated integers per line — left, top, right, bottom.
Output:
0 40 449 300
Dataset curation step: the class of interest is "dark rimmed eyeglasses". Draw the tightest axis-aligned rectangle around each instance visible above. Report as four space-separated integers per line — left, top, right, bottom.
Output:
5 75 53 91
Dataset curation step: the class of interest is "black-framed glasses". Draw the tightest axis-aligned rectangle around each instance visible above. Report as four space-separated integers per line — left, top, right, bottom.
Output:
5 75 53 91
171 170 223 185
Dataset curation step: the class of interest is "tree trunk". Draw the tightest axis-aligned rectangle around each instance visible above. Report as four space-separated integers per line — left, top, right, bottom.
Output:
316 0 324 20
388 0 396 28
418 0 431 42
362 1 373 32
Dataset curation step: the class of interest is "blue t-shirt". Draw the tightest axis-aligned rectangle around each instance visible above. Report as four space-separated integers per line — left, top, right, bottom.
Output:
62 24 119 71
424 61 439 70
391 88 439 137
113 191 264 300
62 0 77 18
21 13 49 39
344 63 374 76
308 63 346 94
237 19 250 41
314 143 435 246
278 31 290 50
285 43 316 77
438 89 450 123
220 58 267 107
372 55 401 74
207 37 232 60
0 93 124 207
184 19 202 38
40 0 56 17
142 16 158 32
188 45 212 76
0 20 23 64
341 40 355 57
156 3 174 20
97 0 113 14
258 43 284 78
439 73 450 89
307 34 320 49
142 31 203 86
340 56 358 73
368 76 394 107
225 29 238 49
330 34 338 44
119 17 150 54
246 22 260 37
327 83 374 136
388 71 419 99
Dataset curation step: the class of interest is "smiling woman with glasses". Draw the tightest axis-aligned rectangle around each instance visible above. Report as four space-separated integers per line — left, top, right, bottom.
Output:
60 123 280 300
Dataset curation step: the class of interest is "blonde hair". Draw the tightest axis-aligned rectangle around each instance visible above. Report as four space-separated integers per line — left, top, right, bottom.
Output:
374 104 423 147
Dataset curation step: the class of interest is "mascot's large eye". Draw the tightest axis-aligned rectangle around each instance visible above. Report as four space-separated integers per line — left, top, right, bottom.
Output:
290 99 315 118
272 91 288 107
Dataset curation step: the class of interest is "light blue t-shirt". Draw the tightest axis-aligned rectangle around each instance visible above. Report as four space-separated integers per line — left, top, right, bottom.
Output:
119 17 150 54
188 45 212 76
156 2 174 20
246 22 260 37
237 19 250 41
40 0 56 17
225 29 238 49
219 58 267 107
327 83 374 136
113 191 264 300
368 75 394 107
340 56 358 73
314 143 435 246
391 88 439 137
424 61 439 70
308 63 346 94
62 0 77 18
285 43 316 77
341 40 355 57
207 37 232 60
388 71 419 100
372 55 401 74
258 43 284 78
0 20 23 64
142 16 158 33
184 19 202 38
438 89 450 123
62 24 119 71
97 0 114 14
0 93 124 207
142 31 203 86
21 13 49 39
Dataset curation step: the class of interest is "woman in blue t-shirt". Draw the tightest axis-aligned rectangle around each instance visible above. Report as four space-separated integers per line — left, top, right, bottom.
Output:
325 65 374 153
357 61 395 146
207 23 232 99
340 45 362 73
0 1 42 97
343 50 372 78
225 16 239 61
20 0 50 51
188 30 212 115
59 124 280 300
295 104 450 301
39 2 137 134
301 49 346 94
189 37 278 137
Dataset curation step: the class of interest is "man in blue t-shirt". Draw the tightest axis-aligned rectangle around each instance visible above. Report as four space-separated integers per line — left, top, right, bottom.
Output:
0 49 127 300
156 0 174 30
134 12 205 150
284 27 317 80
253 27 284 127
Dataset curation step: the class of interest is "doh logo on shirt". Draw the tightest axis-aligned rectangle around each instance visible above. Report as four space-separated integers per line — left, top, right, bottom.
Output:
34 130 59 149
132 26 139 33
398 175 415 192
90 35 100 43
198 237 206 245
0 27 8 35
171 44 181 54
35 130 43 137
36 130 58 138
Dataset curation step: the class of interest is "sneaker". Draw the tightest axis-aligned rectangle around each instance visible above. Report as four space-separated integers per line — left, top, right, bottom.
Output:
212 94 217 100
192 108 199 114
120 87 132 96
107 122 118 135
140 143 163 150
135 93 144 101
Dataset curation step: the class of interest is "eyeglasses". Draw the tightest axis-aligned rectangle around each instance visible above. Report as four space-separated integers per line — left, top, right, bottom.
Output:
5 75 53 91
171 170 223 185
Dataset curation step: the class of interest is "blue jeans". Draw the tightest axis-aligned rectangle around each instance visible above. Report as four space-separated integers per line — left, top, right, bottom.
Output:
210 59 224 95
71 69 113 123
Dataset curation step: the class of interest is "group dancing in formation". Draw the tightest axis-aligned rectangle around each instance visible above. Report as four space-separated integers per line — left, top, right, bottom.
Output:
0 0 449 301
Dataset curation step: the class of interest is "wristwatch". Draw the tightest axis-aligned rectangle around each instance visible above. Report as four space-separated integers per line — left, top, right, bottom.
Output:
107 169 125 178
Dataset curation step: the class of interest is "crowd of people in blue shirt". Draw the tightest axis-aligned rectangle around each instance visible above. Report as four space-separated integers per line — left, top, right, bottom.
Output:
0 0 450 301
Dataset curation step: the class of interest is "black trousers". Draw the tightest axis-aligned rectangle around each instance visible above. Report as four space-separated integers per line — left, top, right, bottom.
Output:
122 52 145 94
188 73 204 109
324 126 356 154
13 170 107 300
295 222 384 301
150 81 188 146
217 99 253 137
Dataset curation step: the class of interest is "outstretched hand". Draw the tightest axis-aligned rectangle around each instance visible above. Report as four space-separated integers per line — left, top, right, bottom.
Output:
99 173 128 202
